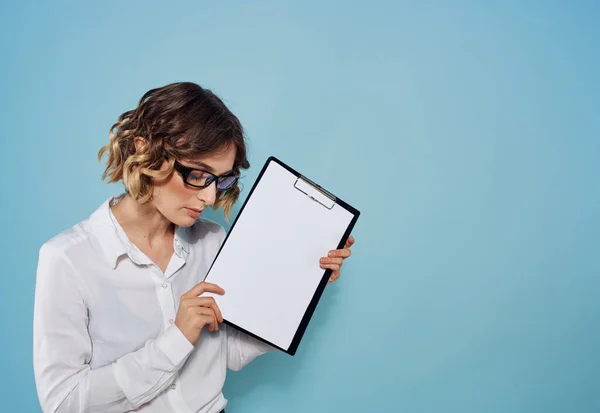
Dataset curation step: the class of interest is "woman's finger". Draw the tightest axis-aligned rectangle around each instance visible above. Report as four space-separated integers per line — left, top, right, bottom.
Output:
320 257 344 266
320 263 341 272
184 297 223 323
182 282 225 300
196 307 218 331
345 236 355 248
193 308 216 331
328 271 340 283
328 248 352 259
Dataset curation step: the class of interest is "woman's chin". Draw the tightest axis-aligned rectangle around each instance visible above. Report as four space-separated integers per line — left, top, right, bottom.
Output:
171 214 198 227
183 217 199 227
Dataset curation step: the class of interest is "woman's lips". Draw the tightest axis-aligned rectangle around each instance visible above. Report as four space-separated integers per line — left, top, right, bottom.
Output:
185 207 203 218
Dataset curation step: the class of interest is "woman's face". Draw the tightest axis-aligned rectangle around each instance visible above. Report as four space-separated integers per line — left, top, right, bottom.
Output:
151 145 237 227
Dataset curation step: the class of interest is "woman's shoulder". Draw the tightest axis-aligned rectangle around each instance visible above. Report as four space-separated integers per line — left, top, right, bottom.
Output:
38 217 96 259
38 198 113 259
40 212 91 250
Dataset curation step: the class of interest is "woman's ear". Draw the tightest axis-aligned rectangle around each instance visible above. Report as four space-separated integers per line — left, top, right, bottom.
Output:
133 136 148 153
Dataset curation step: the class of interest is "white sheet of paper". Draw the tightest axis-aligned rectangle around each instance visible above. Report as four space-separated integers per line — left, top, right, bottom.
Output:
204 160 354 350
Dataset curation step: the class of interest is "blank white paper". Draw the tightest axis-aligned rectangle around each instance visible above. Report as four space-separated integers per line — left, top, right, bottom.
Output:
204 160 354 350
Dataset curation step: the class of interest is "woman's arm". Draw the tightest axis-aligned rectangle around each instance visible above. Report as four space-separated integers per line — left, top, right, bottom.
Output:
225 325 277 371
33 244 194 413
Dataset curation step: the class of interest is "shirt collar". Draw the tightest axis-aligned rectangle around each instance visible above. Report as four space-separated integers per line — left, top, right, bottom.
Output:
107 199 153 267
88 196 128 268
174 225 190 257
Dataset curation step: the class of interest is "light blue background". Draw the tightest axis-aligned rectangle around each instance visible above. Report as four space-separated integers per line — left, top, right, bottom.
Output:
1 1 599 412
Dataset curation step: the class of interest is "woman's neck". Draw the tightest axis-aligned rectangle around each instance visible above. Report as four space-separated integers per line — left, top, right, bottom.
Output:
111 194 175 249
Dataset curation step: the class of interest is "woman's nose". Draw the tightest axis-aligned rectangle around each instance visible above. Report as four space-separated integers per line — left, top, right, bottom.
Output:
197 181 217 206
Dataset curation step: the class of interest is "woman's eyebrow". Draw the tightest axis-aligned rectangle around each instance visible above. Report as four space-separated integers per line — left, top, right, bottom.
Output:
187 160 233 175
187 160 215 172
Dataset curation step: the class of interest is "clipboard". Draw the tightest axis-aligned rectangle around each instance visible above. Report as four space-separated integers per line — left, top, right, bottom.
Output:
203 156 360 355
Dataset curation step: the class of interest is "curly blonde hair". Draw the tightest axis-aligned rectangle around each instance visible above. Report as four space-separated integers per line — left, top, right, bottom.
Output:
98 82 250 219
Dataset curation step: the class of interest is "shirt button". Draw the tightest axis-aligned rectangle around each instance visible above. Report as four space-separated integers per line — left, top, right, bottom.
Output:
162 283 168 289
171 383 177 390
169 319 174 324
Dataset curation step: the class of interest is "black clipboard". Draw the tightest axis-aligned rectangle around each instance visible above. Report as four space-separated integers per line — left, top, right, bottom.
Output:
203 156 360 355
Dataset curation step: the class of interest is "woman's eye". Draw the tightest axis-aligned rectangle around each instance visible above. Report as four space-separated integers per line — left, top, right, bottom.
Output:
188 171 210 183
189 172 204 180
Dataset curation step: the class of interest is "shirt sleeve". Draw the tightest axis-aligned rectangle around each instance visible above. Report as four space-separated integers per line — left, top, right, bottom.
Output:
33 243 195 413
224 325 277 371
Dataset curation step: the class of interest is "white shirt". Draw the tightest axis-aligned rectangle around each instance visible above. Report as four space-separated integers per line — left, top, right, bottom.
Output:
33 196 275 413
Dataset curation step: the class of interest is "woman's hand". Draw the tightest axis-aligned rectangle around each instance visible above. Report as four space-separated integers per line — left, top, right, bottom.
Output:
320 235 355 283
174 282 225 345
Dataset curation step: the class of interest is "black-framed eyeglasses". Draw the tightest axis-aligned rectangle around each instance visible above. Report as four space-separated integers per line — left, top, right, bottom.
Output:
173 160 239 190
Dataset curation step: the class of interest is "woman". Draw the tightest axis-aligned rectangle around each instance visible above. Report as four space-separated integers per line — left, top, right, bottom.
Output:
33 82 354 413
